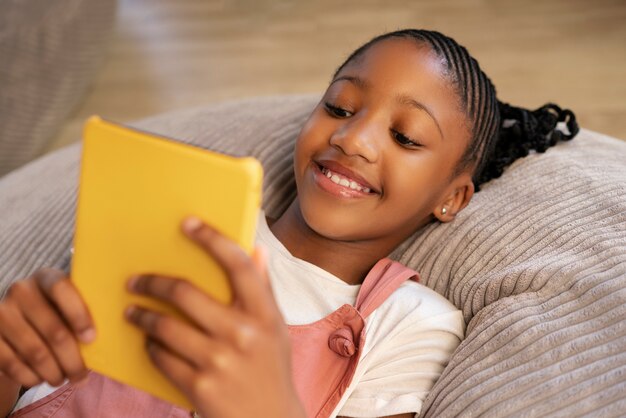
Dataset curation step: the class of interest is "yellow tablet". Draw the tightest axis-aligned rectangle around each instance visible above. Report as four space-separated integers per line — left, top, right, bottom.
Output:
71 116 263 409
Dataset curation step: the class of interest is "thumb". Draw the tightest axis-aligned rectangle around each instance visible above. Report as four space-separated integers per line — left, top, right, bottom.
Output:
251 245 270 288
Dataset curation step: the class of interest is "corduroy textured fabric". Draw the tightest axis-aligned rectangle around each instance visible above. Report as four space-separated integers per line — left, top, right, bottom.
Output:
0 95 625 417
0 0 116 177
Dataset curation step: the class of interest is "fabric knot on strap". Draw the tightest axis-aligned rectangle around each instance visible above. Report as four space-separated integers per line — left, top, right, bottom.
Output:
328 327 356 357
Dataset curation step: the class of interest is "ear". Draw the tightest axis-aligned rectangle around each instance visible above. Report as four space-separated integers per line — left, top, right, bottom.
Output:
433 173 475 223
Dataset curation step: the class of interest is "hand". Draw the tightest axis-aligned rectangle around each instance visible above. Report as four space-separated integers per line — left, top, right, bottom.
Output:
0 268 95 388
125 217 306 418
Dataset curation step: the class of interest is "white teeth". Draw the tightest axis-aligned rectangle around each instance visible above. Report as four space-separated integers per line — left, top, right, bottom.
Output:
321 166 371 193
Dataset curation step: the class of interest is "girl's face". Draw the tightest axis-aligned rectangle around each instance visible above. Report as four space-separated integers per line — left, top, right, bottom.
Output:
293 38 474 249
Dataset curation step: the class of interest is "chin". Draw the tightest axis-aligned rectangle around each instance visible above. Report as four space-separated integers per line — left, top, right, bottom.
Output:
299 203 369 242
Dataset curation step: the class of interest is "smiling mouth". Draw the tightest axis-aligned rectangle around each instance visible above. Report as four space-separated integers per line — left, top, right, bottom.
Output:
318 164 373 194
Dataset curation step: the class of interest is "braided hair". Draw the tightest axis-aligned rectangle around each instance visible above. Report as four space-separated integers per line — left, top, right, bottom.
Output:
334 29 579 191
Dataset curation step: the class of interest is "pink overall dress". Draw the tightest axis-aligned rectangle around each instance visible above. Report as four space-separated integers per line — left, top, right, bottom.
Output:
10 258 418 418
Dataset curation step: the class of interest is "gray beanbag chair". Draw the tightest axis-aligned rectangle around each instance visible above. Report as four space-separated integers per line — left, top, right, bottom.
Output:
1 95 625 417
0 0 116 177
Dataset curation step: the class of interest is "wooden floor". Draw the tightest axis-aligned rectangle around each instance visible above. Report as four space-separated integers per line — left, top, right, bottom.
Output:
48 0 626 151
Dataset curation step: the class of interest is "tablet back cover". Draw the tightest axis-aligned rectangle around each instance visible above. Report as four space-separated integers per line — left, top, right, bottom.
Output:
71 116 263 408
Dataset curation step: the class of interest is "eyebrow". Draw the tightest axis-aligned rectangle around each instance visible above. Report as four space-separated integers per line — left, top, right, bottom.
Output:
331 75 444 141
331 75 369 89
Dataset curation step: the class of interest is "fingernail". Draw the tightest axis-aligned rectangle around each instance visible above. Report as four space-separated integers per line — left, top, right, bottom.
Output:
72 371 91 387
127 275 140 291
182 216 202 234
79 328 96 344
124 306 137 320
145 337 157 354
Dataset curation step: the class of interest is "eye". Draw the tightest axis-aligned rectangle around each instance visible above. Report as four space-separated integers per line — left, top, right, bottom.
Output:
324 102 353 118
392 129 422 149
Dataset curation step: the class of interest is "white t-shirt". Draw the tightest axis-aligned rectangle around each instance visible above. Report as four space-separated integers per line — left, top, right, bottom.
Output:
256 214 465 418
14 214 465 417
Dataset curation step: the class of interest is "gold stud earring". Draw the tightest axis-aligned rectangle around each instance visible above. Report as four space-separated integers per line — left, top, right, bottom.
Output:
441 207 447 215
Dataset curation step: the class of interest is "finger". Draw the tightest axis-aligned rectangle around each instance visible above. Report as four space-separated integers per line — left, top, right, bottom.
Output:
125 305 223 369
33 269 96 343
145 338 208 403
250 246 282 314
128 276 262 352
127 274 244 340
20 285 89 383
0 337 41 387
181 217 278 319
0 304 64 386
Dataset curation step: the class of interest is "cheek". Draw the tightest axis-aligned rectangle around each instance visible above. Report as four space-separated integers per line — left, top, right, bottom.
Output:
293 112 331 181
382 157 447 215
293 121 315 183
293 134 310 189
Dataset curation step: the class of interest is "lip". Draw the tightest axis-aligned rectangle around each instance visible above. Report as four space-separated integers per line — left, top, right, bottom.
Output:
310 160 380 198
316 160 379 193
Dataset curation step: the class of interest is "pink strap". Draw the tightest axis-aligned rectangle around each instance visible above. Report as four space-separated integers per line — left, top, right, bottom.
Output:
355 258 419 318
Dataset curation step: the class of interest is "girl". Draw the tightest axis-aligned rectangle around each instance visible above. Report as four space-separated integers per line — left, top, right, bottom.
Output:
0 29 577 418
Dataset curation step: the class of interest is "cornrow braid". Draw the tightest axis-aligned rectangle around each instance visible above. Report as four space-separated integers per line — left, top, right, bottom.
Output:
334 29 579 191
475 102 579 187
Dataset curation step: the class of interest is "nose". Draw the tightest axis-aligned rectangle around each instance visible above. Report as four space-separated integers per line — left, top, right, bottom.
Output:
329 114 380 162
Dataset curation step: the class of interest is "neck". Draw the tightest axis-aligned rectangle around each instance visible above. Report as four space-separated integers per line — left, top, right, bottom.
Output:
269 199 397 285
